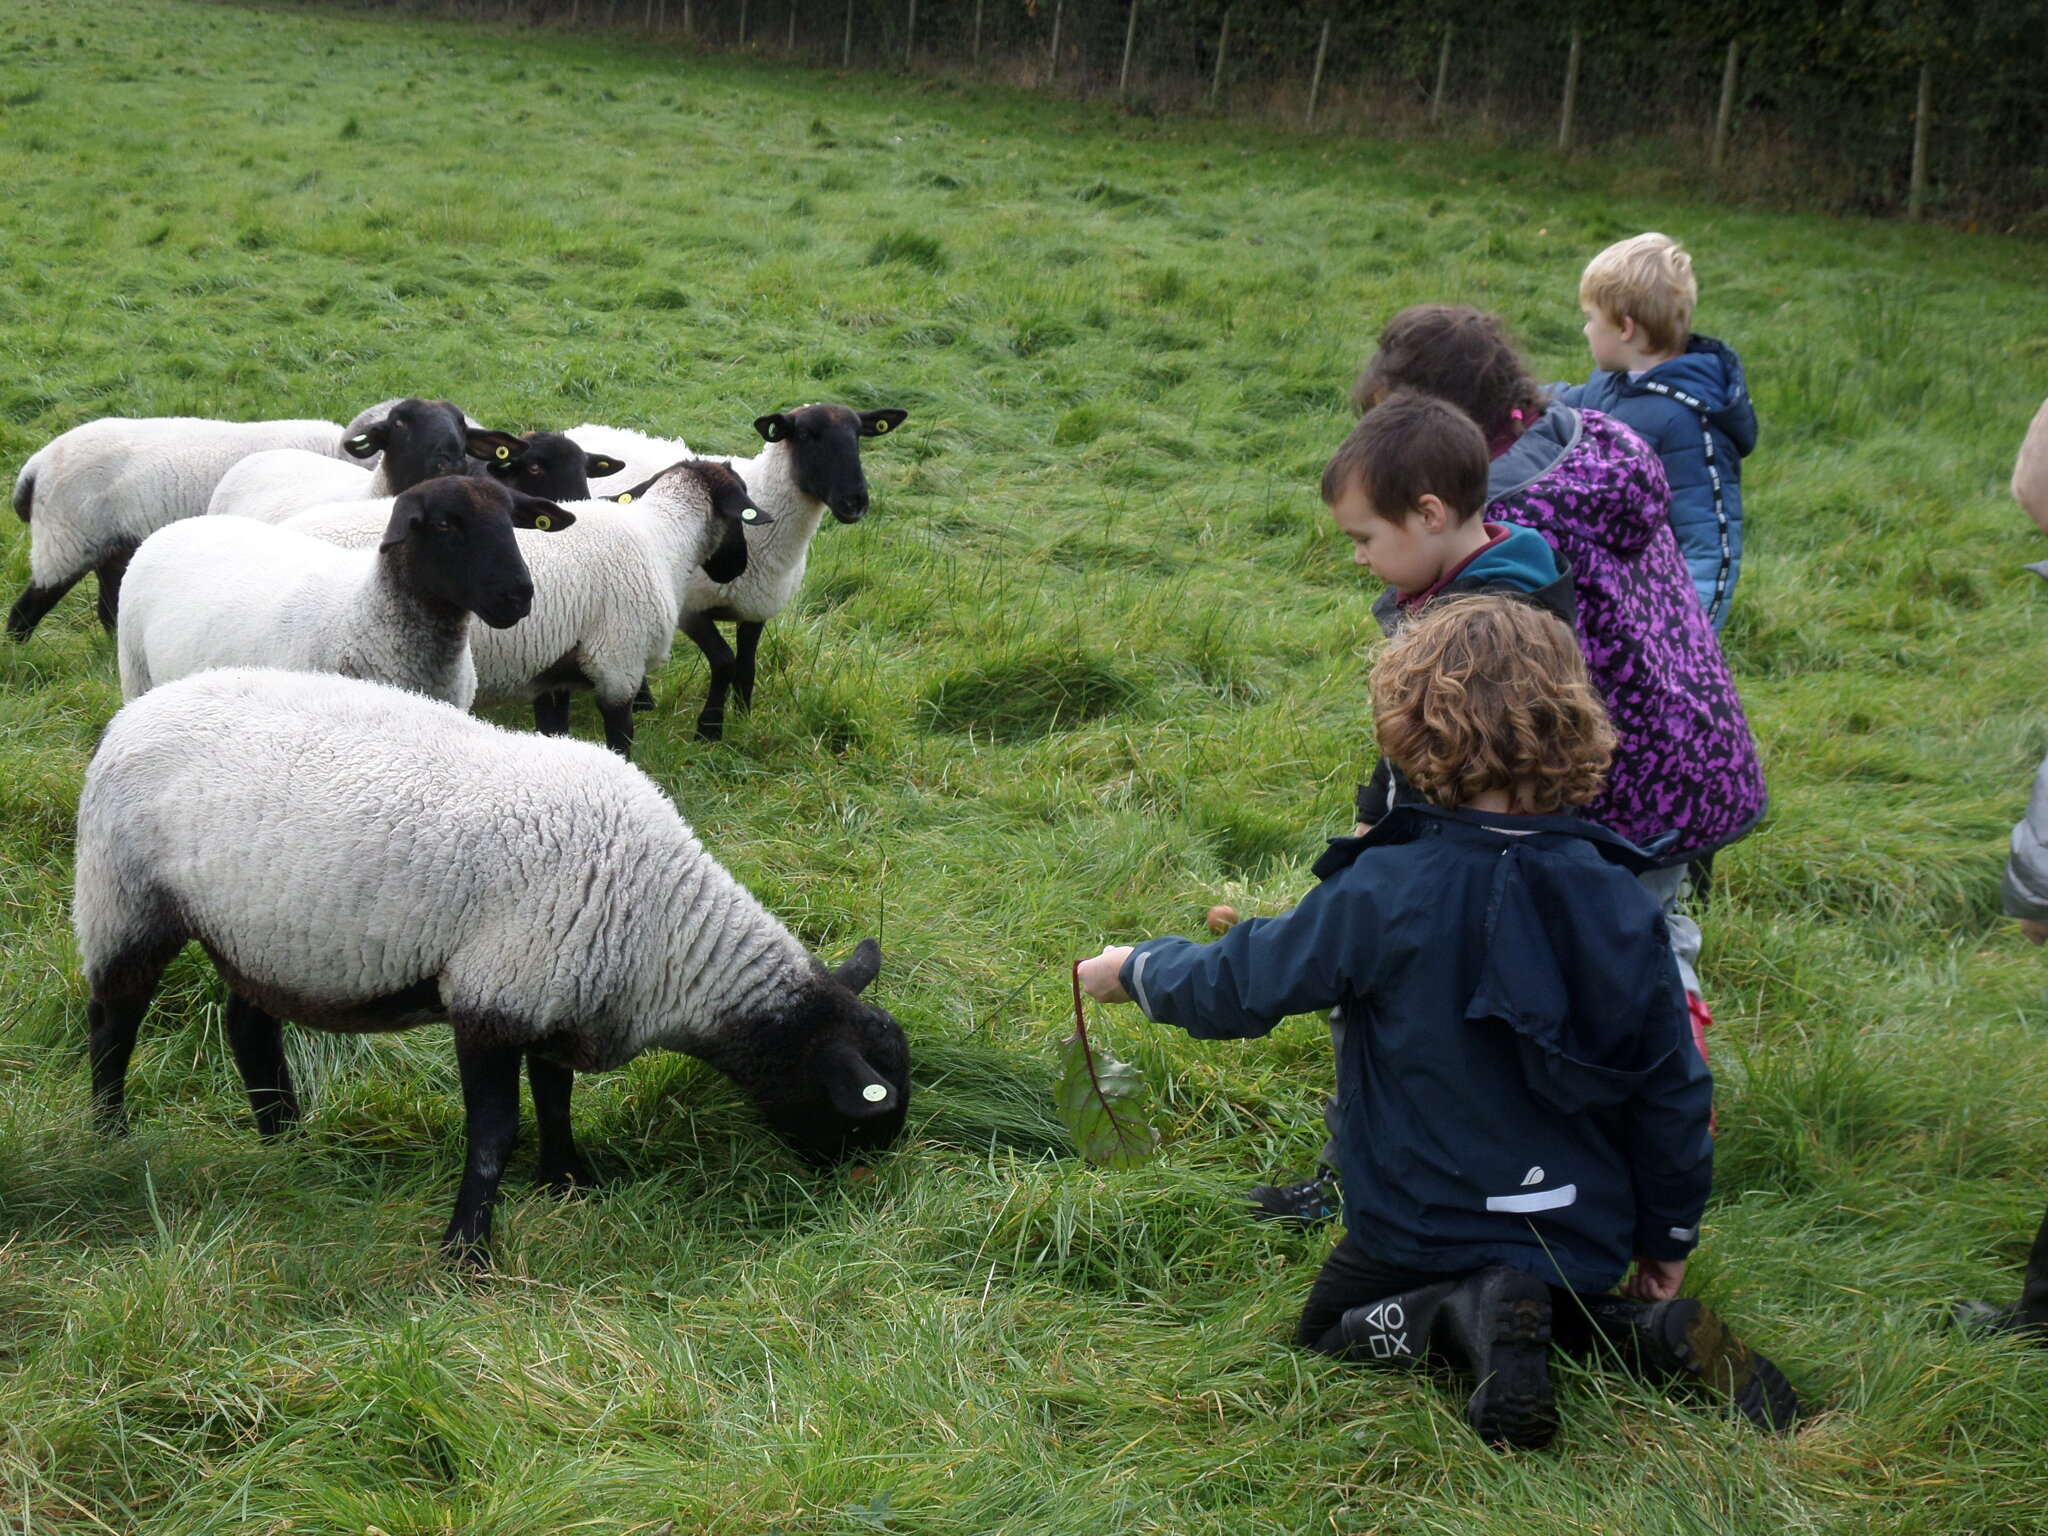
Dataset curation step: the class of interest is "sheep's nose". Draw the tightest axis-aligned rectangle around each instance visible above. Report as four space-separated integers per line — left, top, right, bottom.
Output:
833 490 869 524
482 582 534 628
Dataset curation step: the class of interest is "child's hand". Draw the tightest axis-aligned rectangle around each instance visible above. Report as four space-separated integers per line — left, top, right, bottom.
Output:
1352 821 1374 838
1077 947 1134 1003
1619 1256 1686 1301
2020 919 2048 947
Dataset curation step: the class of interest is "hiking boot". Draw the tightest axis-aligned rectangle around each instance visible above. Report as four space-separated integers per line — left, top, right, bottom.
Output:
1953 1298 2048 1342
1434 1266 1558 1451
1575 1295 1798 1432
1247 1166 1341 1227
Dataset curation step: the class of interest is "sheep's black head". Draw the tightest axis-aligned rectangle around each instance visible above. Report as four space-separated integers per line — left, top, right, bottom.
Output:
752 403 909 525
379 478 574 630
608 460 771 586
486 431 627 501
345 398 525 493
724 939 911 1165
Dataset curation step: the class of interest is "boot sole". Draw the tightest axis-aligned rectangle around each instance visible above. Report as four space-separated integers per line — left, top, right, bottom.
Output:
1466 1270 1558 1452
1656 1298 1799 1433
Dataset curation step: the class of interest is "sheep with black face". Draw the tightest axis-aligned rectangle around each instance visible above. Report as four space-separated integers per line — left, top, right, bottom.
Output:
75 666 911 1265
570 404 909 740
117 478 573 708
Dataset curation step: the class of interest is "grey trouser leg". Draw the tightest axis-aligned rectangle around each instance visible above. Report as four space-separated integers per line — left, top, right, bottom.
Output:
1638 864 1703 997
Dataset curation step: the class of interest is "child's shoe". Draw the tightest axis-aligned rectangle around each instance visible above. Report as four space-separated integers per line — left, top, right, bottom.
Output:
1573 1295 1798 1432
1321 1278 1460 1365
1246 1165 1341 1226
1435 1266 1558 1451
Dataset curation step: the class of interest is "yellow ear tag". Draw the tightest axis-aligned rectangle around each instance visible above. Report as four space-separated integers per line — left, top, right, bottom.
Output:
617 493 633 504
534 514 552 531
496 445 511 460
874 419 890 432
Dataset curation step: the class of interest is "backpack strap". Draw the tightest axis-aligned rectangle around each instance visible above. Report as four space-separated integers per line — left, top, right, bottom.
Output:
1631 378 1732 628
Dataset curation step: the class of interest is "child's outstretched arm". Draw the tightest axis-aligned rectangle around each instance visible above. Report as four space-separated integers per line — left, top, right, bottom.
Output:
1078 873 1383 1041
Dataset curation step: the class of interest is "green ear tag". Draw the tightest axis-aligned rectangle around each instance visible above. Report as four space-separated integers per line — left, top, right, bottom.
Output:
862 1083 888 1103
742 507 759 521
496 445 511 460
349 434 371 449
534 514 552 531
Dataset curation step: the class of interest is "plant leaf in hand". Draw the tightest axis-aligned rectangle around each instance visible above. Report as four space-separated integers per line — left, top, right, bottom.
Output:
1055 960 1162 1169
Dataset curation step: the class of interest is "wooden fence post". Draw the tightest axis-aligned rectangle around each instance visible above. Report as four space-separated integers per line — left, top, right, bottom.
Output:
1711 38 1737 171
1048 0 1062 84
1557 26 1581 151
903 0 915 67
1119 0 1139 99
1430 23 1450 124
738 0 749 45
1305 16 1330 129
682 0 692 39
787 2 796 51
841 0 851 65
971 0 983 65
1908 61 1931 220
1210 7 1228 108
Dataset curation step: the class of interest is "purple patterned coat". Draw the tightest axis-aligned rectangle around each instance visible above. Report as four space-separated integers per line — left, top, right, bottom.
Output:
1488 405 1765 865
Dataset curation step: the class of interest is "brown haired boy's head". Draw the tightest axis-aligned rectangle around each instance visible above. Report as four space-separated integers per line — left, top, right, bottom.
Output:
1321 391 1496 598
1351 305 1548 453
1371 594 1614 814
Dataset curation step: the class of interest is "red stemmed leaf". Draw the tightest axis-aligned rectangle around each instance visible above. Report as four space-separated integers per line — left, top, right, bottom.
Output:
1055 961 1161 1170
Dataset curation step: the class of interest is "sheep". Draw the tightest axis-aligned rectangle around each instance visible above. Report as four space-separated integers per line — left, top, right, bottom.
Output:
117 479 574 708
8 414 351 640
573 404 909 740
206 398 524 524
75 665 910 1263
281 459 761 757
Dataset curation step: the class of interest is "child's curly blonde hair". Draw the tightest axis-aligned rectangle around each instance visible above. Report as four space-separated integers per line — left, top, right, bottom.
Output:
1372 595 1614 813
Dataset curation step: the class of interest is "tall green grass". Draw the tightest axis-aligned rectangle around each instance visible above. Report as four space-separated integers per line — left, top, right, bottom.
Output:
2 1 2048 1529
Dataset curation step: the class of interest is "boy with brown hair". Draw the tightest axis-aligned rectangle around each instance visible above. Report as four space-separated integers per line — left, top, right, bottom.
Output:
1078 598 1796 1451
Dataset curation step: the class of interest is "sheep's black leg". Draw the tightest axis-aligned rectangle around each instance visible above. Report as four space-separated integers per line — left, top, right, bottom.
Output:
223 992 300 1139
631 680 656 714
94 545 136 634
681 612 734 742
88 989 156 1135
533 689 573 736
528 1055 594 1196
732 620 765 713
442 1036 525 1267
7 572 83 642
596 696 636 758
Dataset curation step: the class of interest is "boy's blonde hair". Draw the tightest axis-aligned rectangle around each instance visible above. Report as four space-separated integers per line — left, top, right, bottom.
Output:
1371 595 1614 814
1579 232 1696 354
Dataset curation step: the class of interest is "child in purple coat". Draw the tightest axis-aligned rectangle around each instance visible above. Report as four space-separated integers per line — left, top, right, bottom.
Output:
1255 305 1765 1227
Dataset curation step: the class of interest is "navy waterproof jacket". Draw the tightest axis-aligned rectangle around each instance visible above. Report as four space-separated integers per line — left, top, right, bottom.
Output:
1119 805 1712 1294
1555 335 1757 630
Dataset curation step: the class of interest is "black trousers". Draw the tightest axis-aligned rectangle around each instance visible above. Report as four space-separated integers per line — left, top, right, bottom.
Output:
1297 1234 1609 1354
2023 1201 2048 1327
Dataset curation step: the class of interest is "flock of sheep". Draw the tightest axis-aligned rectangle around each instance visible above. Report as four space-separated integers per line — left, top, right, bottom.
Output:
10 395 914 1263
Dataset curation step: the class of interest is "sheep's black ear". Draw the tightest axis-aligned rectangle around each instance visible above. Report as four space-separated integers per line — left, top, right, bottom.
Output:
832 938 881 995
815 1034 896 1119
508 494 574 533
378 495 424 551
466 429 526 465
754 413 792 443
344 425 387 459
584 453 626 478
858 408 908 438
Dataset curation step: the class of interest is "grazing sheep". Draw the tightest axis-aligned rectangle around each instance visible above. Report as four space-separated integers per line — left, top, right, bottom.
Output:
8 414 350 640
283 460 760 757
118 479 572 707
574 404 909 740
206 398 523 524
75 666 910 1263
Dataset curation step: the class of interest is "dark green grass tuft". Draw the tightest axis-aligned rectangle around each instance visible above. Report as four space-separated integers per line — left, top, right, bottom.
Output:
2 0 2048 1530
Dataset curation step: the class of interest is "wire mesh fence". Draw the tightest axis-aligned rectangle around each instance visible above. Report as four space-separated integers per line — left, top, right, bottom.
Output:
335 0 2047 230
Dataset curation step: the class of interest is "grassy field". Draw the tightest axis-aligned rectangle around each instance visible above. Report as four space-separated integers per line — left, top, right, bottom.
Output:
3 1 2048 1529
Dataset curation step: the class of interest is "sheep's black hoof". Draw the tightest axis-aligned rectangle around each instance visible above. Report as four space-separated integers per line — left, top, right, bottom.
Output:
695 718 725 743
441 1235 493 1272
538 1164 600 1199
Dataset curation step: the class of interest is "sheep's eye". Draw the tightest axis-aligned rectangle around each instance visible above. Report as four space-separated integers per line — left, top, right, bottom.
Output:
526 463 544 474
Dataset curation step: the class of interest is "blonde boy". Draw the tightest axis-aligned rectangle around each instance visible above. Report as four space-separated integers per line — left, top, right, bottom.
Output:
1556 232 1757 631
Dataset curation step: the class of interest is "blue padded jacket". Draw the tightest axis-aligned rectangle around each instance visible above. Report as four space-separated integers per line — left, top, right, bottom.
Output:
1119 804 1712 1294
1555 335 1757 630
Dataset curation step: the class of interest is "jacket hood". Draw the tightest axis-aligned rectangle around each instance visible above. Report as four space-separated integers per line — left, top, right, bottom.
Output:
1650 335 1758 458
1488 402 1582 502
1314 802 1655 877
1370 523 1577 634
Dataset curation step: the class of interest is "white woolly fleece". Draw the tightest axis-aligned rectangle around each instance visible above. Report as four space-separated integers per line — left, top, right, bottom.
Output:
116 516 479 707
75 668 812 1068
206 448 398 523
282 463 730 705
14 416 345 586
